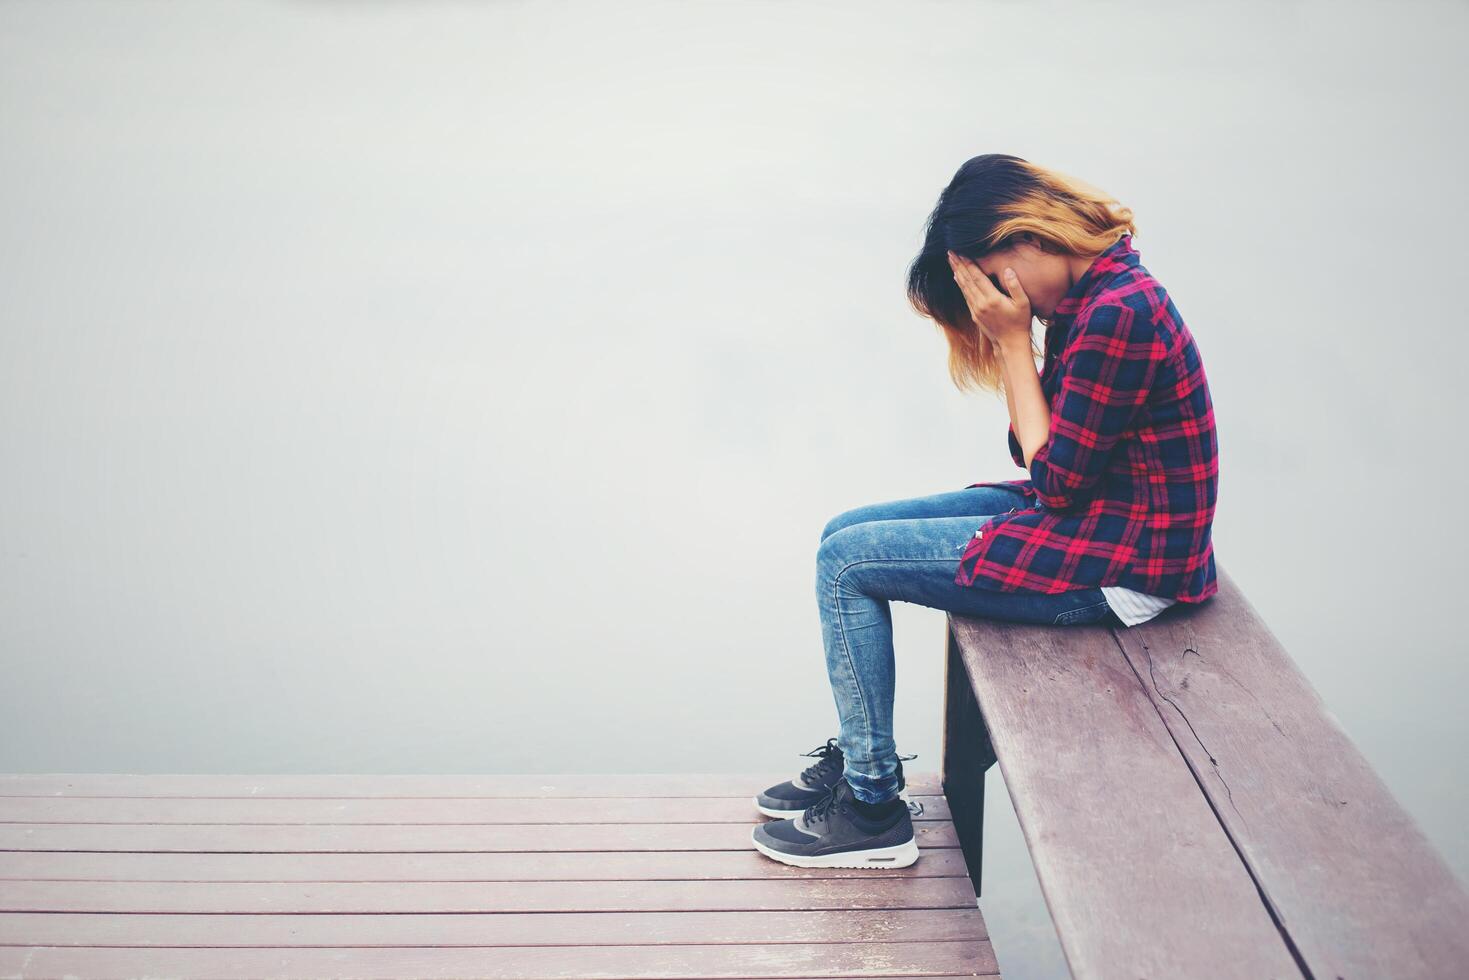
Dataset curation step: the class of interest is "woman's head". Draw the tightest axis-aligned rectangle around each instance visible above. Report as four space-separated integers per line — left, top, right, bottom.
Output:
907 154 1136 392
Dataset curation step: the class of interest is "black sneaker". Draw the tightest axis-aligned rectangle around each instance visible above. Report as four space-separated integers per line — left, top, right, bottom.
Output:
750 775 919 869
752 738 915 819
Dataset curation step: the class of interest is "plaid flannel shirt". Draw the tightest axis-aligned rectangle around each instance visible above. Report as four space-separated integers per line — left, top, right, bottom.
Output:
955 233 1219 603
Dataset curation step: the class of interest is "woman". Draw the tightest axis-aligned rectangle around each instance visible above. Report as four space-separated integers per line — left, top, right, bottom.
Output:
751 153 1220 869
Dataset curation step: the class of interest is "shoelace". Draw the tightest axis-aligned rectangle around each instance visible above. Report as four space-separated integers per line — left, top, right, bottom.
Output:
800 740 918 776
803 782 845 825
801 751 923 826
799 740 921 791
797 738 843 786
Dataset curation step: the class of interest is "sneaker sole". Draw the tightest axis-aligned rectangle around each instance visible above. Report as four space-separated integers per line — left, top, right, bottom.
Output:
752 786 911 820
749 828 920 869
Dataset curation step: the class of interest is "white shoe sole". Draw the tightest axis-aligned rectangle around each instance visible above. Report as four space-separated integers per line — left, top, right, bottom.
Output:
752 786 910 821
750 827 921 869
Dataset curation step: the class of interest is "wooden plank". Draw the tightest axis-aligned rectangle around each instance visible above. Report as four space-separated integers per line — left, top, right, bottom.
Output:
1111 567 1469 979
0 772 993 979
0 820 960 853
0 939 1000 978
948 612 1300 979
0 907 987 946
0 847 973 881
0 876 981 914
0 794 950 824
0 772 944 798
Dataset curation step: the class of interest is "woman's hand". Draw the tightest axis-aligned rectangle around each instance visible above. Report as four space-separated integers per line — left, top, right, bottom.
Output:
946 251 1033 348
948 250 1050 468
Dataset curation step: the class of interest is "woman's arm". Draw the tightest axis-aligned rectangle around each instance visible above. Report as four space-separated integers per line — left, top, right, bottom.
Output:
948 253 1043 469
947 252 1164 509
999 337 1048 469
1021 302 1167 509
1001 348 1018 434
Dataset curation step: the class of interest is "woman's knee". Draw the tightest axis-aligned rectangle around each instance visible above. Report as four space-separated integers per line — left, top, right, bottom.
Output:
815 524 868 601
820 506 879 543
819 512 851 543
817 521 892 579
816 521 861 573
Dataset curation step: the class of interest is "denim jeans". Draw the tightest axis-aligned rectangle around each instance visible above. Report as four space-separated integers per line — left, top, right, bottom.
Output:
816 484 1120 804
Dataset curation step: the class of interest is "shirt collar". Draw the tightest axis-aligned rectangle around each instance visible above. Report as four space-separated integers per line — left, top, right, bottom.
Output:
1043 232 1139 357
1049 232 1139 329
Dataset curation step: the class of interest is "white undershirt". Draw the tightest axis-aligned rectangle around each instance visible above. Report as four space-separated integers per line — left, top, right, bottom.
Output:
1100 586 1176 627
985 495 1180 626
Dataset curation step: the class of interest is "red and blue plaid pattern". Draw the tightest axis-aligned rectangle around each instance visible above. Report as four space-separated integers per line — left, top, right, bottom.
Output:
955 233 1219 603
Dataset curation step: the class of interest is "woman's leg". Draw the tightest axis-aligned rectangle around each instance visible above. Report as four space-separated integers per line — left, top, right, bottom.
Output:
815 511 1115 804
819 485 1031 543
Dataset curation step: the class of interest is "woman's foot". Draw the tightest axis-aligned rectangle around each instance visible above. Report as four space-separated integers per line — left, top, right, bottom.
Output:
750 775 919 869
752 738 914 819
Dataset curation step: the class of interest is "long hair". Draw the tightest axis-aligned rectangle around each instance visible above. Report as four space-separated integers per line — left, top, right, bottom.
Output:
906 154 1136 394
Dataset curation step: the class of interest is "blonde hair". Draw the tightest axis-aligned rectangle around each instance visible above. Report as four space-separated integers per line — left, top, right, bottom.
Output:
905 154 1136 394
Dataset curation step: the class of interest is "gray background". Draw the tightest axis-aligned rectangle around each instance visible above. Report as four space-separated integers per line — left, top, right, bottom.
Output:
2 2 1465 976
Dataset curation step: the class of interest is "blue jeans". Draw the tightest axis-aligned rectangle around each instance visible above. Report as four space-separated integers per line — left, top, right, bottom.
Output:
816 484 1120 804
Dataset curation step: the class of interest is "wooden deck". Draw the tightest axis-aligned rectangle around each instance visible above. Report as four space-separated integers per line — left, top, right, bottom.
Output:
0 772 999 979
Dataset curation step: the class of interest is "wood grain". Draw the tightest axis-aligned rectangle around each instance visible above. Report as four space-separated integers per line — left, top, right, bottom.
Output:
0 847 972 882
0 772 994 978
0 820 960 852
0 773 945 798
0 876 981 914
0 794 951 824
947 609 1300 979
0 907 988 947
1112 567 1469 979
0 941 1001 979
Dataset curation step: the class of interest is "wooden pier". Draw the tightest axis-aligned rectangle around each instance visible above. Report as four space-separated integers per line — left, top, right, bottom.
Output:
9 570 1462 978
0 772 999 979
